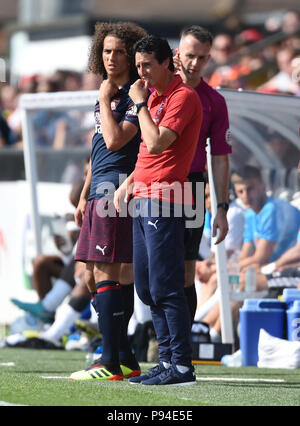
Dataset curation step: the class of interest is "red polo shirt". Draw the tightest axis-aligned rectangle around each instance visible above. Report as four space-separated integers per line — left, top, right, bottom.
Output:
133 75 202 203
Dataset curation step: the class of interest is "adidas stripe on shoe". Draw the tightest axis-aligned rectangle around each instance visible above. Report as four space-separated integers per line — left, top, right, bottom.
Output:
83 355 141 379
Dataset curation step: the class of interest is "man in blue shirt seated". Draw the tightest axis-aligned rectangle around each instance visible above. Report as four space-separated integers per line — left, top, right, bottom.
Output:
232 165 300 282
197 165 300 342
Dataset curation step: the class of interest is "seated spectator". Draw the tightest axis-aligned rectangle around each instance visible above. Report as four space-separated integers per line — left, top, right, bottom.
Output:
0 84 21 147
202 33 238 87
10 179 84 320
209 33 235 67
208 64 244 89
51 70 82 92
11 255 81 324
0 84 18 121
281 10 300 36
32 75 79 148
209 29 266 90
200 165 300 343
258 47 299 94
255 228 300 296
37 268 93 348
0 114 18 147
1 77 38 147
281 10 300 53
235 165 300 279
194 178 248 338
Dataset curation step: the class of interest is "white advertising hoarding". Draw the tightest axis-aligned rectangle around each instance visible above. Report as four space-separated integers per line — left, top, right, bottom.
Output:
0 181 73 324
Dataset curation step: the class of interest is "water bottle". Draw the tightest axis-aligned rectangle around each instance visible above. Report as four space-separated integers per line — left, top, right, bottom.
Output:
245 267 256 292
228 253 240 292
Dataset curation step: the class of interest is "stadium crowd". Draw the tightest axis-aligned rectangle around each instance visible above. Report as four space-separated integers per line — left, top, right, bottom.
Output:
0 9 299 149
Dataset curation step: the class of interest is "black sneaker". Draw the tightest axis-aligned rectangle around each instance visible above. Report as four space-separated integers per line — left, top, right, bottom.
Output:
141 365 196 386
129 362 167 384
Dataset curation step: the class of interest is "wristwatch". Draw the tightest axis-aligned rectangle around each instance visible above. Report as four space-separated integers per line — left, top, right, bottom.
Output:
133 101 147 114
217 202 229 211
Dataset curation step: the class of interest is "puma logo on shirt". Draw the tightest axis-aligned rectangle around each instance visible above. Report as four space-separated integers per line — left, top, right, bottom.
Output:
96 245 107 255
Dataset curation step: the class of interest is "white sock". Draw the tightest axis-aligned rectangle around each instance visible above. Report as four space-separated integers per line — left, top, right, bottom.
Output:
210 327 221 343
176 365 189 374
41 304 81 341
162 361 171 369
42 279 73 312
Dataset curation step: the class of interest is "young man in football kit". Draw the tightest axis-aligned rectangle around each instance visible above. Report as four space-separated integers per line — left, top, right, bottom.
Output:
69 21 147 381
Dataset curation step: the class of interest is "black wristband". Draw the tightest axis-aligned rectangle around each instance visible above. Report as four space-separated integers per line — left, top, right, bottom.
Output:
134 101 147 114
217 202 229 211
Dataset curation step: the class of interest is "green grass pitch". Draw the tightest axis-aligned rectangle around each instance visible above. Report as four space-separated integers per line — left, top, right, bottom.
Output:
0 347 299 407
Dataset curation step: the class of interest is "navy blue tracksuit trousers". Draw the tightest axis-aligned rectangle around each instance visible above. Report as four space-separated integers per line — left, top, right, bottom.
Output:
132 198 192 367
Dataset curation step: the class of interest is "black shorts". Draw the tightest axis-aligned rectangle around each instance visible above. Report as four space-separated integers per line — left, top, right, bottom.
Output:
184 172 206 261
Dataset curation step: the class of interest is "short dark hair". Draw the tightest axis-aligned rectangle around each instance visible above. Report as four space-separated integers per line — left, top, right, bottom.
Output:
231 165 262 184
134 35 174 72
180 25 213 45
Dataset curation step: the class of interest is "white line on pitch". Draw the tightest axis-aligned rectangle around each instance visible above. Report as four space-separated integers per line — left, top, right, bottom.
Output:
41 376 70 379
0 362 15 367
0 401 27 406
40 375 285 384
196 376 285 383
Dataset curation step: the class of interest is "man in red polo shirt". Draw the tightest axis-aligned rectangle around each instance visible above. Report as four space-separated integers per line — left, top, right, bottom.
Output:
115 35 202 386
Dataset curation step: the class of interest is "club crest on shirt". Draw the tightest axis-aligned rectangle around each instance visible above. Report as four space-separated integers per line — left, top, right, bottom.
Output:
127 104 138 117
95 111 102 133
95 123 102 134
95 111 100 123
153 102 165 124
111 98 120 110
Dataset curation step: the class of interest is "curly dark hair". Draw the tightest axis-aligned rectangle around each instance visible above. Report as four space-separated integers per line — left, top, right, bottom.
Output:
87 21 147 80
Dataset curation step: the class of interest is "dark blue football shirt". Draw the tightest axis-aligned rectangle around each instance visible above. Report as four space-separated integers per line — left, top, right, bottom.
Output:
89 81 141 201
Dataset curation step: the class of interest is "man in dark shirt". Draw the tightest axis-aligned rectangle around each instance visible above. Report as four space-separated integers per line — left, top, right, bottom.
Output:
69 21 147 382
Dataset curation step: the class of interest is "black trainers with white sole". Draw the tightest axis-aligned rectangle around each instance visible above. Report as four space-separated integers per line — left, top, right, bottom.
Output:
141 365 196 386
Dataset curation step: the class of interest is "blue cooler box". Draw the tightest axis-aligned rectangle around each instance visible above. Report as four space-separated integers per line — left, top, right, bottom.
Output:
286 300 300 341
282 290 300 341
240 299 285 366
281 289 300 308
